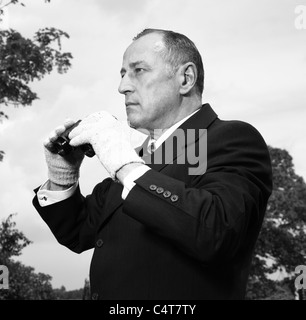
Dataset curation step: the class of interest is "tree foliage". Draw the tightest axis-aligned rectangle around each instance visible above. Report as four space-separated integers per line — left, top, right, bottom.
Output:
0 0 72 160
0 27 72 109
246 146 306 300
0 0 72 114
0 213 55 299
0 260 56 300
0 214 87 300
0 213 31 260
53 285 84 300
82 278 91 300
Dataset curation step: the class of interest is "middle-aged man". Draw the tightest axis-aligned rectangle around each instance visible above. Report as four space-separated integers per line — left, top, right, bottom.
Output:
33 29 273 300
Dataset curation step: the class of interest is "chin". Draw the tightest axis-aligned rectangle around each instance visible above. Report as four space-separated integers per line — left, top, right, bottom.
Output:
128 119 142 130
127 116 149 134
127 113 141 128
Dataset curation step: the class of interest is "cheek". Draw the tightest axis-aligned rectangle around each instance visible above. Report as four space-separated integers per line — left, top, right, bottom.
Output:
151 84 178 108
142 80 176 105
137 75 178 118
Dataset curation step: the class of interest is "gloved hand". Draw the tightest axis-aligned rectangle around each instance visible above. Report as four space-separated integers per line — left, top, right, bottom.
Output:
44 119 85 186
68 111 145 180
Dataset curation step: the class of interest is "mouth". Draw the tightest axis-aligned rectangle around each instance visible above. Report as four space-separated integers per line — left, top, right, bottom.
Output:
125 101 138 107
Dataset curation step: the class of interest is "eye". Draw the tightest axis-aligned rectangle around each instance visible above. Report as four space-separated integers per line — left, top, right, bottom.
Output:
135 68 145 74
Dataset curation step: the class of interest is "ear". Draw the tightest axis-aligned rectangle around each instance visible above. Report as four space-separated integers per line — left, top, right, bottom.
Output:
178 62 197 95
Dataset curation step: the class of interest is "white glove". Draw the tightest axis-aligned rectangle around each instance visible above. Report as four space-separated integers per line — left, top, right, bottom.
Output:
68 111 145 180
44 119 85 186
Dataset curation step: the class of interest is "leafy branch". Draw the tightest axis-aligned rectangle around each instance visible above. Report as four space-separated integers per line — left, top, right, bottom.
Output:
0 0 72 161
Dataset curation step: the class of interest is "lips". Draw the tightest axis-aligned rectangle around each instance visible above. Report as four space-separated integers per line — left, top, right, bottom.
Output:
125 102 138 107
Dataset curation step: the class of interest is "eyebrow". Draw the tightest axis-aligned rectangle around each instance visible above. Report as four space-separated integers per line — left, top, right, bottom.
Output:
120 60 149 75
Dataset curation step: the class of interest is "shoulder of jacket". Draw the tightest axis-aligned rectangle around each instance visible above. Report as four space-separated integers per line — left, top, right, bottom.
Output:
211 118 263 137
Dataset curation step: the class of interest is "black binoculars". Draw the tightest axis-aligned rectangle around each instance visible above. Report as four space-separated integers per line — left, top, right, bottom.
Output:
53 120 95 158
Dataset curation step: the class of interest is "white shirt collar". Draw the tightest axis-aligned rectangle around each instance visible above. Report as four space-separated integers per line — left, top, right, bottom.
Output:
147 107 201 153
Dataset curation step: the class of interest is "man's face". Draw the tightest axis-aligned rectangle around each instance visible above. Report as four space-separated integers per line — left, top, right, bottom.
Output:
119 33 180 132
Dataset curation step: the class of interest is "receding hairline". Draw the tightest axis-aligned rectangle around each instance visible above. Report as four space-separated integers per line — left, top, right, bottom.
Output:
133 28 168 41
123 32 169 65
131 31 167 50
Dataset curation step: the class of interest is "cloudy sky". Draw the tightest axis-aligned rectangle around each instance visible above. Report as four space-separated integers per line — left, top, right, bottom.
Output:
0 0 305 290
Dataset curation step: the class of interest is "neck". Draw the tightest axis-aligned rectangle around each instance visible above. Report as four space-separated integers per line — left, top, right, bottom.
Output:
149 95 202 139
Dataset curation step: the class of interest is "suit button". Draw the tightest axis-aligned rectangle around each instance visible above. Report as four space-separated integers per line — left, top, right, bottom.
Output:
163 190 171 198
91 293 99 300
149 184 157 191
96 239 104 248
156 187 164 194
170 194 179 202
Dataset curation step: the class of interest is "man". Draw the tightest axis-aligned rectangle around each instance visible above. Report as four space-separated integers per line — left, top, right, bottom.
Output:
33 29 272 300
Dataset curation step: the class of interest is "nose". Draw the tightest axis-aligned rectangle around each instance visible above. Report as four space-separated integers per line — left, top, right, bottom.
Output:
118 73 134 95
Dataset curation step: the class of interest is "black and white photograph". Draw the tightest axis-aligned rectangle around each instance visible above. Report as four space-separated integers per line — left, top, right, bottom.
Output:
0 0 306 304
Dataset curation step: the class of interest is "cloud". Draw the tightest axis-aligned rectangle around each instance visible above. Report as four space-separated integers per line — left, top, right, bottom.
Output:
94 0 151 16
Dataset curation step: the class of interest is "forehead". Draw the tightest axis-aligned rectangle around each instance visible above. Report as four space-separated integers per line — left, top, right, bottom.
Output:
122 33 166 65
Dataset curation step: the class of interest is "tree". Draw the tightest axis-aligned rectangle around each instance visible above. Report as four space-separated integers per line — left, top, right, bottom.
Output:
0 261 56 300
82 278 91 300
53 285 84 300
246 146 306 300
0 27 72 110
0 214 88 300
0 213 31 262
0 213 55 299
0 0 72 159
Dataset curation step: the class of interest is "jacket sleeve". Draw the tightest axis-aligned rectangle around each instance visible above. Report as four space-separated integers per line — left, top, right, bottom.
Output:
122 121 273 265
32 178 113 253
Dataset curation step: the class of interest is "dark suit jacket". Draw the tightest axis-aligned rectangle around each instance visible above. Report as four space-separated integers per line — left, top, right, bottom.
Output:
33 104 272 300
